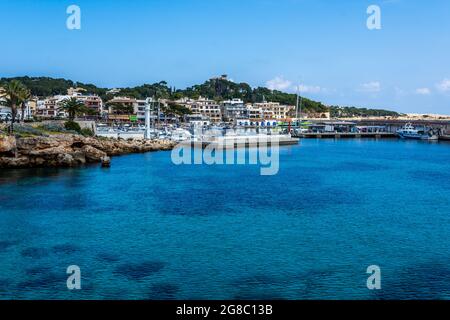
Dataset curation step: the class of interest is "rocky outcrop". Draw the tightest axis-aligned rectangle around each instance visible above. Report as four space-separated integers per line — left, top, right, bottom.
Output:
0 134 176 169
0 135 16 157
82 145 107 163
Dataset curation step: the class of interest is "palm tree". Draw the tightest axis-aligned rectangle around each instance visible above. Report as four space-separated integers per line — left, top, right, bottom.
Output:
0 80 29 134
20 88 31 123
58 97 90 121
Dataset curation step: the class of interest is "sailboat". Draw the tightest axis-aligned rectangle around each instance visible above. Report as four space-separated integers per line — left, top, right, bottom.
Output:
294 85 308 134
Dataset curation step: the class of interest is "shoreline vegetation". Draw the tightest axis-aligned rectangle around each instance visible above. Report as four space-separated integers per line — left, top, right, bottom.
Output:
0 124 176 169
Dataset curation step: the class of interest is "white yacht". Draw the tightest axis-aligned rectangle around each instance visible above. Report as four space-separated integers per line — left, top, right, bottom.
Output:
397 123 439 140
169 128 192 142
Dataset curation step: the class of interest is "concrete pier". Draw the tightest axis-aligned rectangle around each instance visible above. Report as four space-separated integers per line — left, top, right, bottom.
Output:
180 136 300 149
292 132 397 139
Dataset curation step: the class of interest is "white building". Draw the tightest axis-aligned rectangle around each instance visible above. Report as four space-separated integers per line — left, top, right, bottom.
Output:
253 102 293 120
177 96 222 123
35 89 104 118
222 98 247 121
36 96 66 118
246 105 264 119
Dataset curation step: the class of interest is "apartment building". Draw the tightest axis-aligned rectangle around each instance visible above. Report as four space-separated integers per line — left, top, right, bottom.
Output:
253 102 294 120
177 96 222 123
106 96 137 114
246 105 264 120
221 98 247 121
67 87 104 114
35 96 65 118
78 95 103 114
35 88 104 118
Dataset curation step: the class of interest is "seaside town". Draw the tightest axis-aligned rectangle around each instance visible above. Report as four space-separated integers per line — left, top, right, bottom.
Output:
1 75 450 168
1 75 450 137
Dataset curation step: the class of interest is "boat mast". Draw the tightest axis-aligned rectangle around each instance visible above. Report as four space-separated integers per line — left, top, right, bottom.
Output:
296 84 302 127
299 91 302 124
296 85 299 125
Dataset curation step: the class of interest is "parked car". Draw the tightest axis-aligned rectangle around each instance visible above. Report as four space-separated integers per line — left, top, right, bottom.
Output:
0 111 12 123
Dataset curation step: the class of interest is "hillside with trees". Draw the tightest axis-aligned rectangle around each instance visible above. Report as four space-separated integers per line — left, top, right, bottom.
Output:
0 76 401 117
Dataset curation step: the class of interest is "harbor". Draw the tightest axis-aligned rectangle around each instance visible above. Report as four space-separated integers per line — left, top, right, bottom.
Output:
93 118 450 142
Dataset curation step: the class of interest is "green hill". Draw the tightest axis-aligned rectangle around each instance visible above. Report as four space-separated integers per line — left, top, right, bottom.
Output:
0 76 400 117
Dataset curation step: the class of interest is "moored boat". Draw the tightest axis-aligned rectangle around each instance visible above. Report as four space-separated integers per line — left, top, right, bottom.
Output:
396 123 439 140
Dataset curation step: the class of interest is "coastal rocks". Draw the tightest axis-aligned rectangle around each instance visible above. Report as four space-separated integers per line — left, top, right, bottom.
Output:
16 135 75 153
81 145 107 163
0 156 30 168
57 153 76 167
0 135 16 157
0 133 176 169
101 156 111 168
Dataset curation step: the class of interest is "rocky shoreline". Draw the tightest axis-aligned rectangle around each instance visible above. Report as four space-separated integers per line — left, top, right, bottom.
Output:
0 134 176 168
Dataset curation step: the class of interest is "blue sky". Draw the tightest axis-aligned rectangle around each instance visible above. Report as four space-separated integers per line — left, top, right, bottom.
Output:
1 0 449 114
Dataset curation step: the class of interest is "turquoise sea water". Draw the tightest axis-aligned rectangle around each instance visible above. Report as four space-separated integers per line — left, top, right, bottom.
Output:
1 139 450 300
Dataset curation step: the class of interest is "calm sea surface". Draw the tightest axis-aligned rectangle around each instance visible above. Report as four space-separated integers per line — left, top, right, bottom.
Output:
1 139 450 300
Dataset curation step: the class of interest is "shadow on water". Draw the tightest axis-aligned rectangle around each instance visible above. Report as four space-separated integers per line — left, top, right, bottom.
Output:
371 261 450 300
0 167 100 211
231 268 368 300
231 274 292 300
0 240 19 252
51 244 82 255
20 247 50 259
147 283 180 300
408 170 450 189
0 279 12 294
96 252 121 263
114 261 166 280
150 164 364 216
0 168 72 186
17 271 65 290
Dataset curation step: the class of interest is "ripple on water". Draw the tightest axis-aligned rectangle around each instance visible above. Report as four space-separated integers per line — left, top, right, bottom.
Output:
374 262 450 300
25 266 52 276
20 247 49 259
17 272 65 290
231 273 297 300
332 161 390 172
0 279 12 294
114 261 166 280
0 240 19 251
52 244 81 255
96 252 121 263
408 170 450 189
147 283 180 300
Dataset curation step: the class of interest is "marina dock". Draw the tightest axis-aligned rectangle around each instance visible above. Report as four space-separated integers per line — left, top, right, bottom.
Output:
292 132 450 141
292 132 397 139
179 135 300 149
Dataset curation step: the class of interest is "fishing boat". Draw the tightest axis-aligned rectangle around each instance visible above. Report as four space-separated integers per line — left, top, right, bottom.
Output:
396 123 439 140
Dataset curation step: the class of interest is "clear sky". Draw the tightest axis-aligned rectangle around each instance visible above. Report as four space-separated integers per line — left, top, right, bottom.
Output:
1 0 449 114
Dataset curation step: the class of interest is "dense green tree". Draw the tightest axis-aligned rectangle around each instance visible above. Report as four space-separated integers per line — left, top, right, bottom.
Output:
0 80 30 133
0 76 401 118
58 97 91 121
107 102 134 115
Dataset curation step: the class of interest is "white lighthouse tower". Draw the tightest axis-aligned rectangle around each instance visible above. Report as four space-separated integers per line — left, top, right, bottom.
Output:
144 97 152 140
